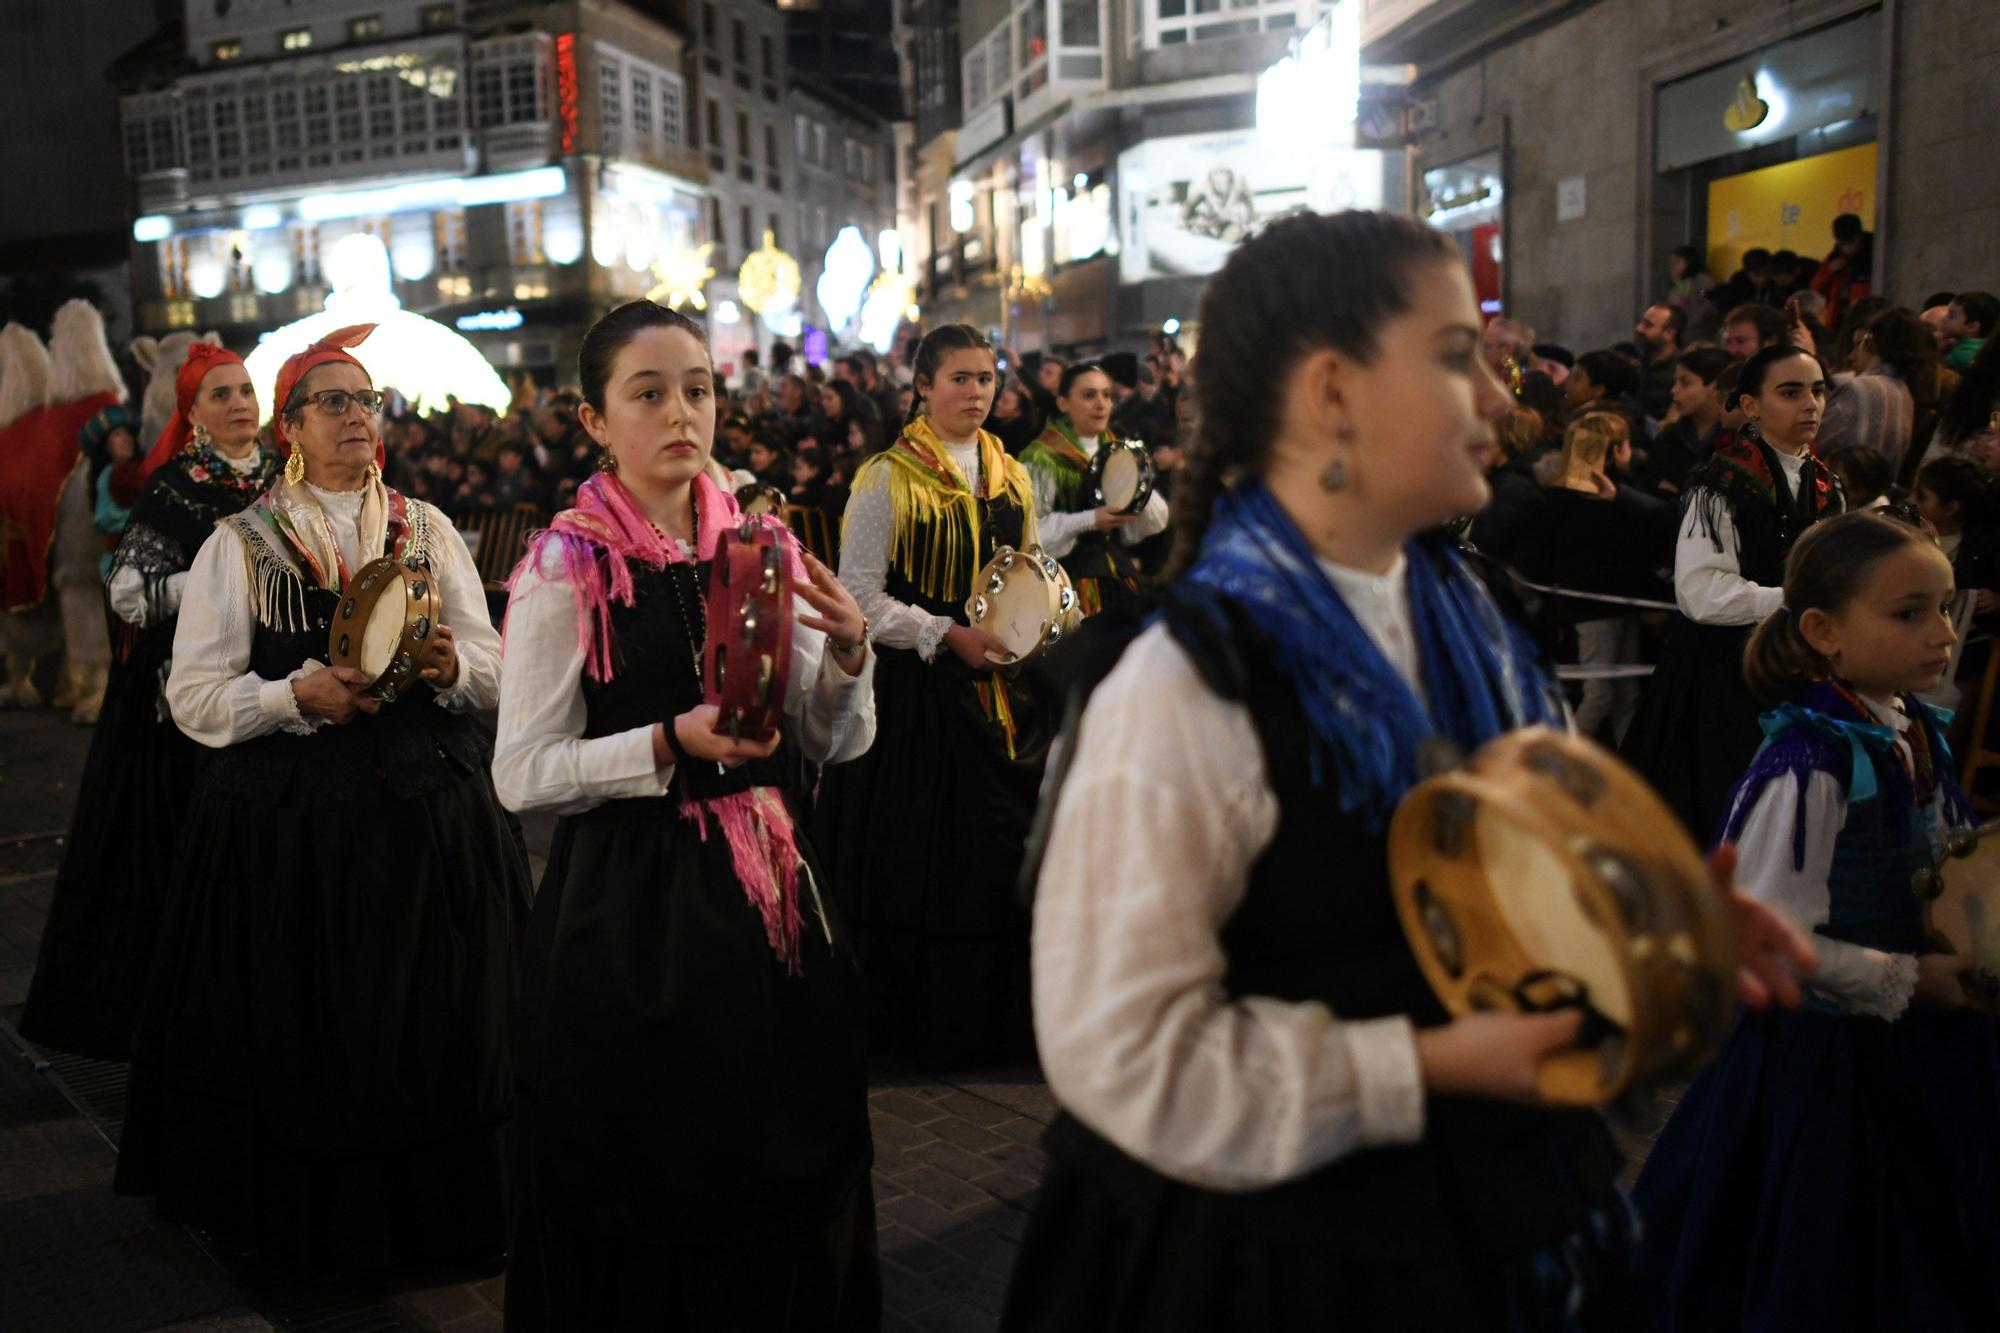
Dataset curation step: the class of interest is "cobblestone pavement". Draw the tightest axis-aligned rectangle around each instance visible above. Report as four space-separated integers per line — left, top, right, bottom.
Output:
1 706 1670 1332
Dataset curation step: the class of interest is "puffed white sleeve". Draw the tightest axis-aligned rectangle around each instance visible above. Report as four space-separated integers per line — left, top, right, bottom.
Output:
838 463 954 661
1674 490 1786 626
106 565 187 627
166 526 318 747
1729 769 1918 1019
783 593 876 764
492 547 673 814
1032 624 1427 1192
423 505 501 713
1119 486 1171 546
1029 463 1099 560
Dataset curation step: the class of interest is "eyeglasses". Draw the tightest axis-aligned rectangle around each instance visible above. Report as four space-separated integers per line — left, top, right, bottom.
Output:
295 388 385 416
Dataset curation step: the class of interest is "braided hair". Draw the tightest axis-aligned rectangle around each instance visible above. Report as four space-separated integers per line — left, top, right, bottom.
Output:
1165 210 1458 576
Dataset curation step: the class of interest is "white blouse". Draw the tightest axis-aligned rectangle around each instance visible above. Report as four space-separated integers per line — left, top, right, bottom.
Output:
1028 434 1172 559
1032 551 1429 1193
105 445 267 627
1673 448 1805 627
839 438 982 663
166 500 500 746
492 541 876 815
1728 694 1938 1021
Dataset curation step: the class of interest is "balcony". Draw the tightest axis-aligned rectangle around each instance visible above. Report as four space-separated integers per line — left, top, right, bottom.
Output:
135 168 192 214
480 121 559 172
1357 0 1575 68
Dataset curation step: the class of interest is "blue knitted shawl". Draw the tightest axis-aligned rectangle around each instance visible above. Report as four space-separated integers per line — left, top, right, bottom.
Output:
1184 483 1564 830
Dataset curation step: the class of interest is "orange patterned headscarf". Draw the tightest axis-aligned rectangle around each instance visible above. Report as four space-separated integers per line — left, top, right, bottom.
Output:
139 341 246 477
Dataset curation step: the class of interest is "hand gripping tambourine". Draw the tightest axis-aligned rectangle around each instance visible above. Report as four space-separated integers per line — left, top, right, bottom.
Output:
965 544 1082 665
1388 726 1738 1106
734 482 786 517
703 517 793 741
1084 439 1155 516
1912 819 2000 1009
327 557 438 702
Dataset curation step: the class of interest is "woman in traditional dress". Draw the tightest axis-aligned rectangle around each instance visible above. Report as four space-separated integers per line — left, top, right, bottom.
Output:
814 323 1048 1071
22 343 280 1059
495 299 880 1329
1018 362 1170 620
1624 345 1844 844
115 325 526 1273
1000 210 1816 1332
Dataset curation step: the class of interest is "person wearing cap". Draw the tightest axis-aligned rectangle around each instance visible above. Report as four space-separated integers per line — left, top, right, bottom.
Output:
19 343 281 1063
113 325 528 1274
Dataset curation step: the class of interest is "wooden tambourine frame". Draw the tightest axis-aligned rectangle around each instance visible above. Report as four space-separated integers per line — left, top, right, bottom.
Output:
965 544 1081 665
704 517 793 742
327 556 438 702
1388 726 1738 1106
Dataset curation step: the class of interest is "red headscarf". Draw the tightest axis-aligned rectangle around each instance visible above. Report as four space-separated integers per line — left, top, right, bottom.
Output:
139 341 247 478
271 322 386 468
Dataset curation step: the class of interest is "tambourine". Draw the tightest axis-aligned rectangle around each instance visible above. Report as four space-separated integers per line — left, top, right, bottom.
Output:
1388 726 1738 1106
1085 439 1155 515
965 544 1082 665
735 482 786 517
703 517 793 741
1913 819 2000 1009
327 557 438 702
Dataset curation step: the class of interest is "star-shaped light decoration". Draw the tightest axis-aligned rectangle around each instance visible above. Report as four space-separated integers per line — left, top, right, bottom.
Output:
646 241 716 312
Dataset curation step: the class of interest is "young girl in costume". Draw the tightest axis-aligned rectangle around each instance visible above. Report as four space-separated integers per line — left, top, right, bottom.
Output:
1001 210 1814 1332
1018 362 1170 618
1625 344 1844 843
1636 510 2000 1331
495 300 880 1329
814 324 1047 1070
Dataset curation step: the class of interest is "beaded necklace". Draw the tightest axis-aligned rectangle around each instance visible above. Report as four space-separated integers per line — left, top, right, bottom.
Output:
648 499 705 687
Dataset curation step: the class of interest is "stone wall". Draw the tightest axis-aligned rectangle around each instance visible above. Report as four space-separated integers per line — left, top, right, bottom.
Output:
1407 0 1997 350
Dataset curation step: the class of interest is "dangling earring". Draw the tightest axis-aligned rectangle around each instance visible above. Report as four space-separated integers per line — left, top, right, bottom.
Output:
598 446 618 475
189 422 212 454
1319 422 1356 493
284 449 305 486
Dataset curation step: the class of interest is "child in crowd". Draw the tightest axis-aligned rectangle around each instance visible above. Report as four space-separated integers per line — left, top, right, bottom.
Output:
1637 510 2000 1331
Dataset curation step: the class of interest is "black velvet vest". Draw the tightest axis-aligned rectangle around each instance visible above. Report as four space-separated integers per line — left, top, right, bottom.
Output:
1048 587 1622 1263
216 509 484 802
577 556 790 801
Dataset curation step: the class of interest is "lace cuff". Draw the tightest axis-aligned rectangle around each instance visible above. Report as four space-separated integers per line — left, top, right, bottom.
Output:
1813 938 1918 1021
266 661 327 736
915 613 953 664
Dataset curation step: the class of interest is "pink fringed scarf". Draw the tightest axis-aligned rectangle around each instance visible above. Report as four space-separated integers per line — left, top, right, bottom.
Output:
511 469 816 972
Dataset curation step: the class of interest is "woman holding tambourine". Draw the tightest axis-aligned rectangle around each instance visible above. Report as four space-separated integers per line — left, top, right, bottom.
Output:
1018 361 1169 618
116 325 526 1273
494 300 880 1330
815 323 1052 1072
1002 213 1817 1332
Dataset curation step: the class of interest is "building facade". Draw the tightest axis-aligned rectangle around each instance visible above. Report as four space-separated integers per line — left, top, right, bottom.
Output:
901 0 1385 358
1362 0 2000 349
786 77 898 350
116 0 707 383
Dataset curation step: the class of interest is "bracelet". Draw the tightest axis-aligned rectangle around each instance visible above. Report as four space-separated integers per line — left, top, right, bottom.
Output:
661 717 692 766
831 617 870 659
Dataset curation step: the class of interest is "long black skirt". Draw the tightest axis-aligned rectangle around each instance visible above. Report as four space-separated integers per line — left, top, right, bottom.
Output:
21 651 197 1059
1622 615 1763 846
114 743 527 1272
506 795 876 1331
813 644 1048 1071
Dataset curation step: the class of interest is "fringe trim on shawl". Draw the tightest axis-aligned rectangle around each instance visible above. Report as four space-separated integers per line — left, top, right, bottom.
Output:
845 420 1038 604
221 511 312 634
1021 423 1093 513
680 787 807 975
975 675 1018 760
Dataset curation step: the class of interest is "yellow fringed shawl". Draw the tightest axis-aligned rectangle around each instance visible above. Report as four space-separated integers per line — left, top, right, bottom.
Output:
845 416 1038 603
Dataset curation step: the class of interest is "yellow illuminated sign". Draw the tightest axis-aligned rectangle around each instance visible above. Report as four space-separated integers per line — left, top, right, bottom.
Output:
1705 141 1876 283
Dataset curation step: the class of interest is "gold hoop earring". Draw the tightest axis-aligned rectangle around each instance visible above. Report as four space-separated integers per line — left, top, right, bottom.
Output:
284 449 306 485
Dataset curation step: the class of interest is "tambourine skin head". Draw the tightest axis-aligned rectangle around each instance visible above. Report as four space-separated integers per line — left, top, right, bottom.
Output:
702 521 793 741
1388 725 1736 1107
327 556 441 701
1929 830 2000 1012
965 543 1066 664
